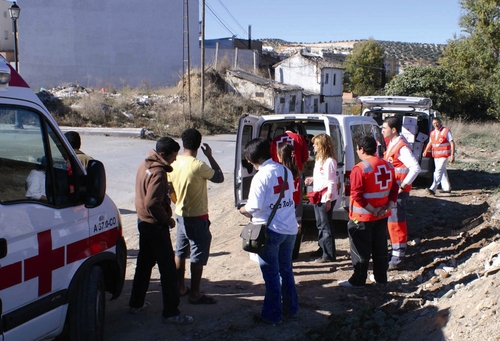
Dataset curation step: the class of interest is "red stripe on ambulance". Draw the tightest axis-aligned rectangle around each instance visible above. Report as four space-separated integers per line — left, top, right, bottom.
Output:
0 262 22 291
1 228 118 296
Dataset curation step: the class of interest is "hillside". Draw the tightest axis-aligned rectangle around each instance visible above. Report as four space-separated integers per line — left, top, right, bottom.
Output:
260 39 446 66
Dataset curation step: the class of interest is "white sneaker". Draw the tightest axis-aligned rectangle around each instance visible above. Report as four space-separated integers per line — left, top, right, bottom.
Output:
163 314 194 325
369 274 376 283
337 280 364 289
129 301 151 315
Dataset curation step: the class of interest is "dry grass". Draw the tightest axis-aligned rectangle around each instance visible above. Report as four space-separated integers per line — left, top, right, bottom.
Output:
46 69 267 137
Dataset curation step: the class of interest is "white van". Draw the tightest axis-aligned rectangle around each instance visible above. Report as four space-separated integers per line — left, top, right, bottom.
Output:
357 96 436 178
234 113 384 256
0 57 126 339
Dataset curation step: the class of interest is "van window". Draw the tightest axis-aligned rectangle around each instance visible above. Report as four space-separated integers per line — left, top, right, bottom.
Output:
0 108 78 206
350 124 365 164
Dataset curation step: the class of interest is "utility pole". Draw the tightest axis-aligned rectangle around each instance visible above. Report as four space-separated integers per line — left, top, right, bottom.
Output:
183 0 192 120
200 0 205 119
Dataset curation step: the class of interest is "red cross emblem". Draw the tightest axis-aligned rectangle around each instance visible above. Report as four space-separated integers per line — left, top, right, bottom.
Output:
24 230 65 296
374 165 392 190
273 176 289 194
275 135 294 147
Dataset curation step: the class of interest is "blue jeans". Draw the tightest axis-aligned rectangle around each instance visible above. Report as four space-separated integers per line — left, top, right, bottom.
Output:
258 229 298 324
313 201 337 260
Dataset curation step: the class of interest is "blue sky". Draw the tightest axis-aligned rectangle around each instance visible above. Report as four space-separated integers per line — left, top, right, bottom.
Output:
203 0 464 44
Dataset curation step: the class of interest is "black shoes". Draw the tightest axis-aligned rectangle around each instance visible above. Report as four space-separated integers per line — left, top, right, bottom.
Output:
426 188 435 196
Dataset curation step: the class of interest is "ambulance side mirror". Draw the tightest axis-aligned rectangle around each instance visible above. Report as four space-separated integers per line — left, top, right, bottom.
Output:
0 238 7 259
85 160 106 208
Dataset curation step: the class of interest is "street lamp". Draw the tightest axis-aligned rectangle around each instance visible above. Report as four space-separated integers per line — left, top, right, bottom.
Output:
9 2 20 72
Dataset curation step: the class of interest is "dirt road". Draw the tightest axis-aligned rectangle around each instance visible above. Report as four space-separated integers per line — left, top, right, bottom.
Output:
102 163 500 340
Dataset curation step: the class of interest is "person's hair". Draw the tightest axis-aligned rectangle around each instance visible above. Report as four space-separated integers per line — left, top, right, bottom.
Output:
384 117 402 134
357 136 377 156
181 128 202 150
277 142 299 179
433 117 442 123
244 138 271 165
65 131 81 149
312 133 336 163
156 137 180 155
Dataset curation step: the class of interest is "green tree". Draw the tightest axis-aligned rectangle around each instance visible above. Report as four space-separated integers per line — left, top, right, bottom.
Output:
440 0 500 120
343 39 385 96
384 66 461 116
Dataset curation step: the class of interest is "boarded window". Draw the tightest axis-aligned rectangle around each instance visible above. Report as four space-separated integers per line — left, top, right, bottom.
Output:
289 95 296 112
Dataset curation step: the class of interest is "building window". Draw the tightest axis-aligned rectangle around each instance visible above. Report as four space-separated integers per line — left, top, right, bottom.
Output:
333 73 336 86
3 11 7 18
4 30 8 40
324 73 329 84
280 97 285 104
255 92 264 98
289 95 296 112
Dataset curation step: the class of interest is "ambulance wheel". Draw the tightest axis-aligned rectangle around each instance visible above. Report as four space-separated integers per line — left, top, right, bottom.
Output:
69 266 105 341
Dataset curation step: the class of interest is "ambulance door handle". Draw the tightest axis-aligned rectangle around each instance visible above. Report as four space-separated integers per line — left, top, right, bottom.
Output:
0 238 7 259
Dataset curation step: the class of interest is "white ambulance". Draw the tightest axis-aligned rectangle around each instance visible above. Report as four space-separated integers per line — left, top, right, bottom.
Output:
358 96 436 178
0 57 126 340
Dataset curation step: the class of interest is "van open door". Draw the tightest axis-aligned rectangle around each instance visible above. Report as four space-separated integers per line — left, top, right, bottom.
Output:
234 114 261 208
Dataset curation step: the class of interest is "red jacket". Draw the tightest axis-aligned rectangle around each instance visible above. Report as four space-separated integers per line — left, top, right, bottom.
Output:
429 127 452 158
349 156 399 222
384 137 412 193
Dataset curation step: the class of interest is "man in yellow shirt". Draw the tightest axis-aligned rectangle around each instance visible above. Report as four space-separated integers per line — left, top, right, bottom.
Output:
169 128 224 305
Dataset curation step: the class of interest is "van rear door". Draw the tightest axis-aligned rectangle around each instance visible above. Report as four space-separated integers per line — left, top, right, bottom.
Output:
234 114 261 207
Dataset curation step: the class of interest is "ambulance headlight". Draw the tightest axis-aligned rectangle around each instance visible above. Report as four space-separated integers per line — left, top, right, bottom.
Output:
0 71 10 85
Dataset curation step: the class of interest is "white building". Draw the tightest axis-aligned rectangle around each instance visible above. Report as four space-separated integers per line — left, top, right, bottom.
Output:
9 0 200 90
0 1 17 62
274 52 343 114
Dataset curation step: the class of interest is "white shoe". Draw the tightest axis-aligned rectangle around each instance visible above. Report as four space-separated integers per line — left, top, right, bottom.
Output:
337 280 364 289
369 274 376 283
163 314 194 325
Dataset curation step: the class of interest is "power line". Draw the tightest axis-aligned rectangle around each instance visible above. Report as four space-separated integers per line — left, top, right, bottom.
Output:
216 0 247 36
205 2 237 37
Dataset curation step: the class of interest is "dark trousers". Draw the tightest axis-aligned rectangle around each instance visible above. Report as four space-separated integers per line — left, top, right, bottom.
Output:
313 201 337 260
129 220 180 318
347 218 389 286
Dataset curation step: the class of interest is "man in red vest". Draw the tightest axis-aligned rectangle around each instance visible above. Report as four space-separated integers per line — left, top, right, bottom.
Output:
423 117 455 195
382 117 421 270
338 136 399 288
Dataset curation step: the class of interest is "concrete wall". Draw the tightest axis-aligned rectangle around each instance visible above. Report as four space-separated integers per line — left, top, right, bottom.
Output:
275 54 319 93
321 68 343 96
206 48 260 72
225 75 275 110
16 0 200 90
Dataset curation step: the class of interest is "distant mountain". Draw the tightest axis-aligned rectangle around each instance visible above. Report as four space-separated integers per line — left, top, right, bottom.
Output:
258 39 446 65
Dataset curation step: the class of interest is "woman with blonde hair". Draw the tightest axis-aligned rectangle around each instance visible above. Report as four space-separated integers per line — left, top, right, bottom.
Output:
304 134 339 263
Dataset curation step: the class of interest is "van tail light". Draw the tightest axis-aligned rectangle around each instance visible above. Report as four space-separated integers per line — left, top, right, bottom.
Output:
344 170 351 196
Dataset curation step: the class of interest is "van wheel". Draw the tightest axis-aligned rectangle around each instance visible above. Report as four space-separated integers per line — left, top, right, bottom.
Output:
69 266 105 341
